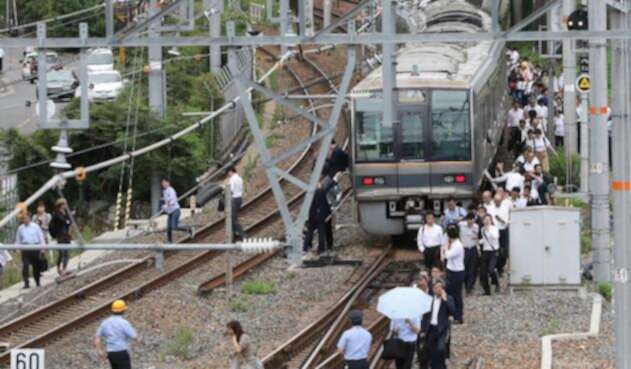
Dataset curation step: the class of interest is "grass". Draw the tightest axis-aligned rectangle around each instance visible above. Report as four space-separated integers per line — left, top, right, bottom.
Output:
272 105 286 125
285 271 296 280
541 316 560 336
580 232 592 256
0 259 23 289
229 298 250 312
599 282 613 301
242 155 258 182
265 132 284 148
242 280 277 295
162 327 194 360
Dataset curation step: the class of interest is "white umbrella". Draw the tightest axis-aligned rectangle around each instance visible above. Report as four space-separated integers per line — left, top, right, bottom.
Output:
377 287 433 320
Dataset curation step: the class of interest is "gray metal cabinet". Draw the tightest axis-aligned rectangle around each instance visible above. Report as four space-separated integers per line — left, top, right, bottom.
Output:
509 206 581 287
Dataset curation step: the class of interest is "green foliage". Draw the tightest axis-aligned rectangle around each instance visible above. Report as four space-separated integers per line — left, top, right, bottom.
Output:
550 152 581 189
242 155 258 182
242 280 277 295
162 327 194 360
599 282 613 301
272 105 286 124
229 298 250 312
567 198 589 210
508 42 542 65
580 232 592 255
0 259 23 289
541 316 560 336
265 132 283 148
285 271 296 280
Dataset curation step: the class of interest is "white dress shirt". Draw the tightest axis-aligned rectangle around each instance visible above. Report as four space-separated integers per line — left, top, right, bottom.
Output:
487 202 510 230
430 297 441 326
481 225 500 251
390 318 420 343
458 221 479 249
443 239 464 272
417 224 444 252
523 157 540 173
507 108 524 128
533 136 553 153
512 197 528 208
337 326 372 360
554 115 565 137
492 171 524 193
162 186 180 214
16 223 45 245
229 174 244 198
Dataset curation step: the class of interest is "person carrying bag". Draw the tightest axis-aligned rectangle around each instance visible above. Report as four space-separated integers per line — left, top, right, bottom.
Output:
384 318 420 369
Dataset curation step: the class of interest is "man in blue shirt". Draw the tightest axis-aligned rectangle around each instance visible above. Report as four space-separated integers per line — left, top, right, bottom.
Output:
442 197 466 228
15 213 46 289
161 178 192 243
95 300 137 369
337 310 372 369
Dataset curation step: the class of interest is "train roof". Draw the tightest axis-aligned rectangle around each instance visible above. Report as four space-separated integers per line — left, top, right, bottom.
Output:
352 0 495 94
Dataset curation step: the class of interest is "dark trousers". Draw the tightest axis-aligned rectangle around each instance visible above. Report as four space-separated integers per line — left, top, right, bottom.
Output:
464 247 478 293
446 269 465 322
21 250 41 287
497 229 509 275
423 246 441 270
166 208 191 243
555 135 564 147
325 218 333 248
231 197 246 240
0 57 3 72
303 219 331 253
344 359 369 369
107 350 131 369
57 249 69 270
480 251 499 294
426 327 447 369
395 341 416 369
417 336 429 369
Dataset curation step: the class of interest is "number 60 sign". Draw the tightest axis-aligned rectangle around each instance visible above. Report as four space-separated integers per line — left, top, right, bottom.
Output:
10 349 44 369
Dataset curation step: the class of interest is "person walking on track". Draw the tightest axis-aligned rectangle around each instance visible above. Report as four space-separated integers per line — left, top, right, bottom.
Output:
161 178 192 243
95 300 137 369
49 198 72 276
479 214 501 295
226 166 247 240
442 224 465 324
15 213 46 289
420 279 455 369
337 310 372 369
459 213 479 295
226 320 264 369
417 213 444 270
390 317 421 369
303 173 341 259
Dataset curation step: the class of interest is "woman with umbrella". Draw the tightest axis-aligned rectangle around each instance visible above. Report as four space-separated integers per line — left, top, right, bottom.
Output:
441 224 465 324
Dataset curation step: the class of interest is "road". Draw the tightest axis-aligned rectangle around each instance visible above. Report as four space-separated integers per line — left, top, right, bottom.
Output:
0 48 76 135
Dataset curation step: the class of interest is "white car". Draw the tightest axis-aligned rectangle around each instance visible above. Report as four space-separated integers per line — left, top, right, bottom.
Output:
76 71 126 102
86 48 114 72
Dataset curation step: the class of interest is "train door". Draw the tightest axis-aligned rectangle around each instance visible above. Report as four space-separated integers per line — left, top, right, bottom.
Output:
395 90 431 199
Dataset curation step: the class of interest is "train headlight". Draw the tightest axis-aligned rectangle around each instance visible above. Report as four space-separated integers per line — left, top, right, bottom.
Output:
455 175 466 184
361 176 385 186
444 175 466 184
443 175 454 184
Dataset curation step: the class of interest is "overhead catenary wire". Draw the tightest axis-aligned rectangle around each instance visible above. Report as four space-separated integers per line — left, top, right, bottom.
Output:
0 50 295 230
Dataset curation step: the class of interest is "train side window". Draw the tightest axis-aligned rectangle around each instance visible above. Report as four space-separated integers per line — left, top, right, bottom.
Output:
430 90 471 161
355 111 394 161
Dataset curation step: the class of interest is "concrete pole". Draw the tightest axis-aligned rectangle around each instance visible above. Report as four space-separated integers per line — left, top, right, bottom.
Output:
323 0 332 29
280 0 289 55
206 0 223 74
610 9 631 369
105 0 114 39
561 0 577 188
224 186 234 297
381 0 396 129
580 93 589 193
588 0 611 283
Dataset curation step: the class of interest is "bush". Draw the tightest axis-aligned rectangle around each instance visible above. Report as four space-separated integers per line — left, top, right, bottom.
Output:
229 298 250 312
550 152 581 190
580 232 592 255
599 282 613 301
242 280 277 295
162 327 194 360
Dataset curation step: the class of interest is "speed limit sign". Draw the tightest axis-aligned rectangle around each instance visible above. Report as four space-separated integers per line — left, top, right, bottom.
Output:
10 349 44 369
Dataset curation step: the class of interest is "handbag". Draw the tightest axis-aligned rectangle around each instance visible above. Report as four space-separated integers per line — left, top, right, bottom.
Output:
38 253 49 272
381 333 405 361
217 190 225 212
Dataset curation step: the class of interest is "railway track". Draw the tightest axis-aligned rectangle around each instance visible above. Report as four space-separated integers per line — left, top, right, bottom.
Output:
262 249 422 369
0 46 349 364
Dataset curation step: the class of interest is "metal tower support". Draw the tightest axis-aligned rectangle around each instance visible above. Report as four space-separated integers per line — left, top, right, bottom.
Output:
105 0 114 39
381 0 396 128
280 0 289 55
562 0 578 165
206 0 223 73
588 0 611 283
148 0 165 118
229 44 356 266
611 7 631 369
323 0 332 29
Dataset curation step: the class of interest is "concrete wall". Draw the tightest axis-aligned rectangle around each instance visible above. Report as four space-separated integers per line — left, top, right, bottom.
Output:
217 47 252 151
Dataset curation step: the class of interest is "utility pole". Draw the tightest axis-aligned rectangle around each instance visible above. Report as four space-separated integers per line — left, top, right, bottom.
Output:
279 0 289 55
588 0 611 283
105 0 114 39
610 8 631 369
561 0 578 188
205 0 223 74
148 0 165 215
323 0 332 29
382 0 396 129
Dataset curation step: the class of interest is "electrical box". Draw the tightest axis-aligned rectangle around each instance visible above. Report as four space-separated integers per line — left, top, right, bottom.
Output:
509 206 581 287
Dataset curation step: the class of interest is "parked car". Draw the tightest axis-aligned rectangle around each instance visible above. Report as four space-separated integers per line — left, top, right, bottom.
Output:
21 52 62 83
37 70 79 101
87 48 114 72
75 71 126 102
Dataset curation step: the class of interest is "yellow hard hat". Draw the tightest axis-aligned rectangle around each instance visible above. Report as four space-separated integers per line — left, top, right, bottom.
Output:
111 299 127 313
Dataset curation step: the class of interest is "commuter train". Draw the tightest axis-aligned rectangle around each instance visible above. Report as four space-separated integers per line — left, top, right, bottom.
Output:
350 0 508 235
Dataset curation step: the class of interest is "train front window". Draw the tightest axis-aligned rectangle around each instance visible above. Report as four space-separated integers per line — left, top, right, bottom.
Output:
430 90 471 161
401 111 425 159
355 111 394 161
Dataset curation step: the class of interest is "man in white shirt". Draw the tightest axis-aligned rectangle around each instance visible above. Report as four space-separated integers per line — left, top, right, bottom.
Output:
337 310 372 369
458 214 479 294
390 317 420 369
486 194 510 277
421 279 454 369
507 101 524 129
226 166 247 240
481 190 493 211
510 187 527 208
161 178 192 243
491 163 525 194
417 213 444 270
479 214 500 295
15 213 46 288
554 110 565 147
535 99 548 121
442 225 465 323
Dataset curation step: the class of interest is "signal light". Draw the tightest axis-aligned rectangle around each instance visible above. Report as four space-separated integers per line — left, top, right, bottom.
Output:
567 9 588 31
362 177 375 186
455 175 466 184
